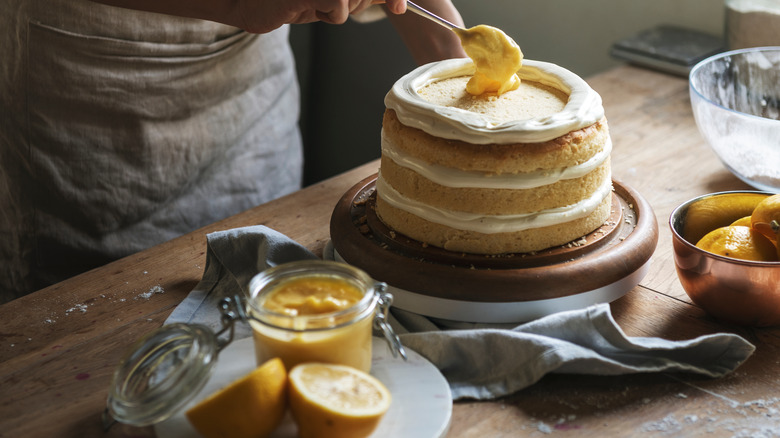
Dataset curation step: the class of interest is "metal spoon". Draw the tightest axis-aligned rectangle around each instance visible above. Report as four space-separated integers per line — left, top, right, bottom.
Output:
406 0 466 31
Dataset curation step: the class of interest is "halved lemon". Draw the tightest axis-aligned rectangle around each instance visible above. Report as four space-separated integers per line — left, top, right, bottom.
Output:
185 357 287 438
288 362 391 438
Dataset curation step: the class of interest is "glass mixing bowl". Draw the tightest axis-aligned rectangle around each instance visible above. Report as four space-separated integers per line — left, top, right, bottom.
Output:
689 47 780 192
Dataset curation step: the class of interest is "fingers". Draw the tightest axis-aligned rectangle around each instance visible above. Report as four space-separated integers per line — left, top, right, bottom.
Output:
350 0 377 15
234 0 407 33
314 0 380 24
383 0 407 14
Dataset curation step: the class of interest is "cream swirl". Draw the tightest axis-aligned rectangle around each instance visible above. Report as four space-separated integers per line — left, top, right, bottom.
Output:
376 174 613 234
384 58 605 144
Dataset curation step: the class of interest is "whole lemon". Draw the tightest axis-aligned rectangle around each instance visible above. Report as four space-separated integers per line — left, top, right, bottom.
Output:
683 193 768 243
696 225 778 262
730 216 752 227
751 193 780 244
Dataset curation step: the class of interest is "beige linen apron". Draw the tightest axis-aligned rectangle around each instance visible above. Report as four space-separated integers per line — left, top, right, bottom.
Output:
0 0 303 301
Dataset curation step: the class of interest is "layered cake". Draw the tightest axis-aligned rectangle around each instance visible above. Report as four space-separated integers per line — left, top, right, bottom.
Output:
375 57 612 254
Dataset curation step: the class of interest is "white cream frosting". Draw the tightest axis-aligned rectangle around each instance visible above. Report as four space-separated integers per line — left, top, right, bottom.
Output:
381 132 612 190
376 174 613 234
384 57 605 144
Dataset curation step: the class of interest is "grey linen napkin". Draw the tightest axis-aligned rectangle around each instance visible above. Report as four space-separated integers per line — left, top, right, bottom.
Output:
394 306 755 399
165 225 317 339
166 226 756 400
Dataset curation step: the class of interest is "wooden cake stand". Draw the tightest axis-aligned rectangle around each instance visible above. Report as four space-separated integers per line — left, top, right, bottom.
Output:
329 175 658 324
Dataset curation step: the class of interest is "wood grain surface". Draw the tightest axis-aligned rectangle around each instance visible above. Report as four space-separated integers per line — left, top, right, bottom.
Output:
2 65 778 438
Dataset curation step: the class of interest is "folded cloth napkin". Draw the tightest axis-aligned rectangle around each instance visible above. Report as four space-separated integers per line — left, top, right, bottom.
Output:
165 225 318 339
395 306 754 399
166 226 756 400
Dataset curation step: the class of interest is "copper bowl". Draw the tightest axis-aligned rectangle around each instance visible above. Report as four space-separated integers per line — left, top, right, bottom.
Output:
670 191 780 327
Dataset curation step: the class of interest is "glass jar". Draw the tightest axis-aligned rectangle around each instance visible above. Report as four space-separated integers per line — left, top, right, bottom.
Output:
103 260 404 430
104 323 221 428
246 260 388 373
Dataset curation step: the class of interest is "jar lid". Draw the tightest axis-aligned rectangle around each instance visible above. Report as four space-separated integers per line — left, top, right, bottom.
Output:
105 323 219 427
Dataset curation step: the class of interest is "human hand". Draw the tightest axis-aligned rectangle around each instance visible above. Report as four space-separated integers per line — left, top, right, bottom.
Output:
235 0 408 33
384 0 466 64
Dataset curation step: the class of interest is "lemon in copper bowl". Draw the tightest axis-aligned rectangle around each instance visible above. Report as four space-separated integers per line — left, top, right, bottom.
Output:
689 47 780 192
670 191 780 326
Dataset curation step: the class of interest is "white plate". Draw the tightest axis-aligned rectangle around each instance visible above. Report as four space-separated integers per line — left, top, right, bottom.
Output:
155 337 452 438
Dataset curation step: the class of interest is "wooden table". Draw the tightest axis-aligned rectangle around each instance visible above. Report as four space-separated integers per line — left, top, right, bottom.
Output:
2 65 778 438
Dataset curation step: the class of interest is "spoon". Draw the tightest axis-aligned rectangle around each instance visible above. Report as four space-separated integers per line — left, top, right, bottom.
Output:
405 0 466 31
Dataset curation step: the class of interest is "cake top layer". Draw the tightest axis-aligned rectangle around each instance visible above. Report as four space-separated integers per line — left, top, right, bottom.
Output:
418 76 566 123
385 58 605 144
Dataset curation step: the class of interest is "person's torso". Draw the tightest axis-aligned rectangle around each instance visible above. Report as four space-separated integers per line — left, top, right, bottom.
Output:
0 0 303 298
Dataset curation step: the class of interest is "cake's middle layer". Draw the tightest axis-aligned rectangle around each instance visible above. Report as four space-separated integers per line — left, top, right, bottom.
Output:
381 109 610 174
380 155 611 216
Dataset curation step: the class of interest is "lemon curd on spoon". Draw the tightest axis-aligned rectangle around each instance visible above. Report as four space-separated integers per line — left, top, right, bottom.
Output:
455 24 523 95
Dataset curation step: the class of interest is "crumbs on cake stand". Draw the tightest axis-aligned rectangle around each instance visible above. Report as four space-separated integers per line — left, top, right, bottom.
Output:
565 237 589 248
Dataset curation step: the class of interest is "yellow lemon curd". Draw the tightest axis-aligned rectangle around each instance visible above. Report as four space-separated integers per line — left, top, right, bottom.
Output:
455 24 523 96
249 276 374 373
262 277 363 316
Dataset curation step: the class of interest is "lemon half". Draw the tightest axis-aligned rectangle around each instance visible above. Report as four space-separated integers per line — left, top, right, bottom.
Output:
185 357 287 438
288 362 391 438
